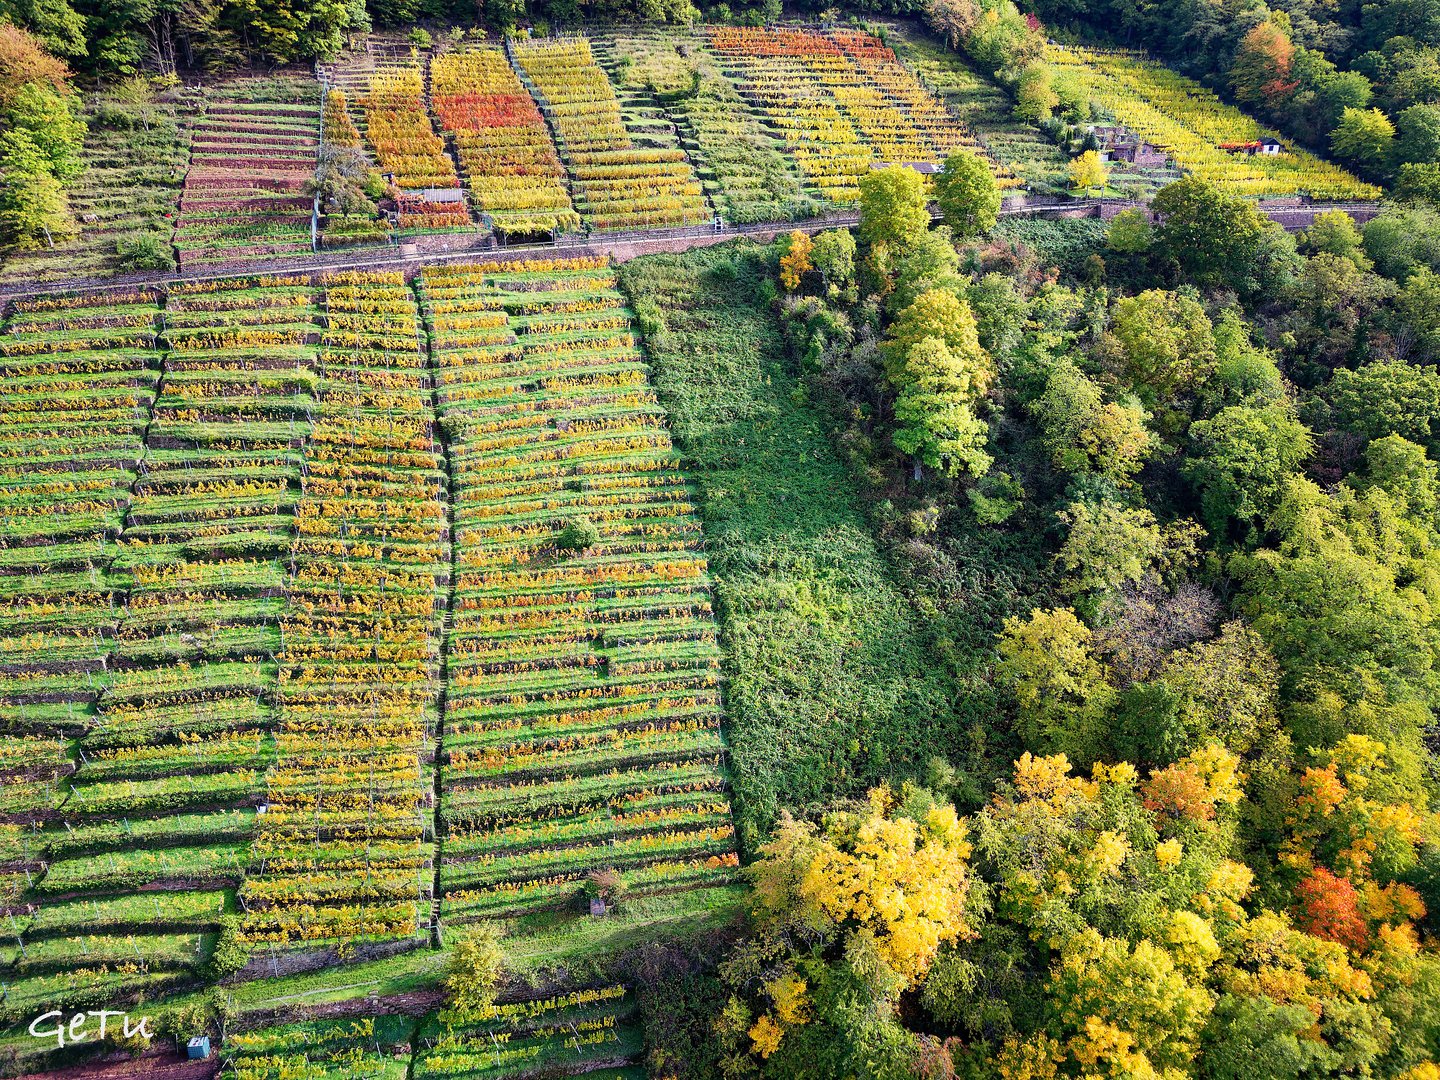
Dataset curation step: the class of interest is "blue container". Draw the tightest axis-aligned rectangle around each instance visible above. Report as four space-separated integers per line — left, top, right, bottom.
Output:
187 1036 211 1060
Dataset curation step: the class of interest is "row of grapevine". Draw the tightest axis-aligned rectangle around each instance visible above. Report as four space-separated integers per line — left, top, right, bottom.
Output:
224 1015 412 1079
418 257 741 924
243 272 445 948
432 46 582 238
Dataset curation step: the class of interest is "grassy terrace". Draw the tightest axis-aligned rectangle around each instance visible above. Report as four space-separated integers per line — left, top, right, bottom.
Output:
618 244 963 846
0 89 190 285
175 73 321 269
418 257 742 937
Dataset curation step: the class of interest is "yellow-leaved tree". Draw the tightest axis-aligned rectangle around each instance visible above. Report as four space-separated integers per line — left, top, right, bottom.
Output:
735 785 975 1063
753 786 975 984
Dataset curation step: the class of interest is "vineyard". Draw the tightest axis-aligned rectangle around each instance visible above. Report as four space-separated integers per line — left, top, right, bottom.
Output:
432 47 582 238
590 27 819 225
223 1015 414 1079
879 21 1073 195
1045 44 1383 200
414 984 646 1079
0 255 742 1074
0 22 1387 289
176 74 323 269
419 257 741 926
511 37 714 232
707 26 1016 201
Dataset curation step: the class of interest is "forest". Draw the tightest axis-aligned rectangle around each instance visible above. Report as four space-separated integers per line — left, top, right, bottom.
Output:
621 161 1440 1080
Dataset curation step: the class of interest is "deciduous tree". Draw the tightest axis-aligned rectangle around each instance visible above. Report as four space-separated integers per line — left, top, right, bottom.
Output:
1068 149 1107 194
933 149 999 238
1230 21 1299 109
858 165 930 252
1330 106 1396 168
1152 177 1270 292
892 335 992 479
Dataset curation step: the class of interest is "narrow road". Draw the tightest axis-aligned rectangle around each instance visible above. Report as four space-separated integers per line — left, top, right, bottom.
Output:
0 198 1380 305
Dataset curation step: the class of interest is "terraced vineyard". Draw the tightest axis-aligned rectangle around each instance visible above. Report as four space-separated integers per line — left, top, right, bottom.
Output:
1045 44 1382 200
246 272 443 952
432 46 582 239
420 257 741 925
414 984 646 1079
319 89 394 249
591 28 818 225
880 21 1072 195
511 37 713 231
224 1015 414 1079
359 63 472 233
0 288 170 1024
0 255 741 1073
708 25 1016 202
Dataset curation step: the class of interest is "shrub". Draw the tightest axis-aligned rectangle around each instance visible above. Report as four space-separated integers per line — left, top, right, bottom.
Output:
116 231 176 271
204 915 250 981
557 515 601 552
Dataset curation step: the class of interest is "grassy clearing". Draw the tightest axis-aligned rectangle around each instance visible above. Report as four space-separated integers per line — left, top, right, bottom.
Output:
619 242 963 849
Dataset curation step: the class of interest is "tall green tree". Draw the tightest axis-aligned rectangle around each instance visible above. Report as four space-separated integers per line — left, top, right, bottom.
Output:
892 335 992 479
5 79 83 181
857 165 930 253
227 0 367 62
1396 103 1440 165
932 149 999 239
1184 404 1313 539
0 127 73 247
1151 177 1272 293
0 0 86 59
1330 106 1396 169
